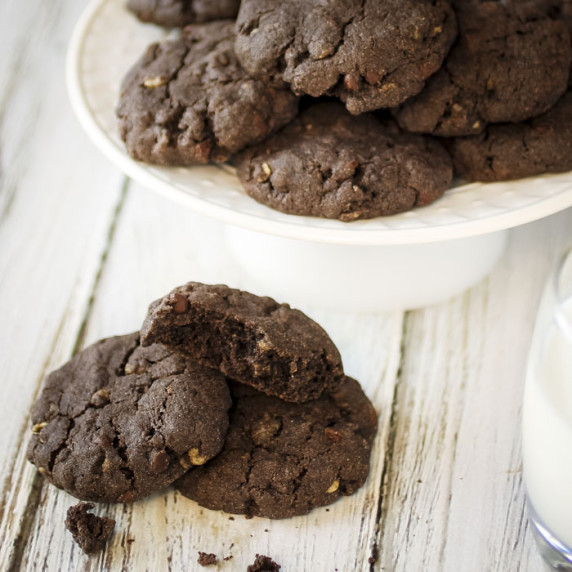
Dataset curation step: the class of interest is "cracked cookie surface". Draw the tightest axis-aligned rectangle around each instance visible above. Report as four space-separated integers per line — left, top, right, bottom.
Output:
234 103 453 221
448 91 572 182
127 0 240 28
175 378 377 519
394 1 571 136
234 0 457 114
117 21 299 165
141 282 344 403
27 332 231 503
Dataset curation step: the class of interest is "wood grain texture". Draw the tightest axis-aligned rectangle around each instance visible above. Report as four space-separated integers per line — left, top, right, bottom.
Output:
0 0 126 566
17 183 405 571
1 0 572 569
378 209 572 572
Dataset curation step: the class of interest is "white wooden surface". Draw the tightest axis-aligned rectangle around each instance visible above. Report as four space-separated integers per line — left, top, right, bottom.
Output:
1 1 571 570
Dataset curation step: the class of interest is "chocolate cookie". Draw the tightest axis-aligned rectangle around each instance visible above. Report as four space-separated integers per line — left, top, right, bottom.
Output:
394 1 571 136
127 0 239 28
65 503 115 554
546 0 572 82
140 283 344 403
560 0 572 33
117 22 298 165
507 0 572 29
234 103 453 221
175 378 377 519
28 333 231 503
448 92 572 182
234 0 457 114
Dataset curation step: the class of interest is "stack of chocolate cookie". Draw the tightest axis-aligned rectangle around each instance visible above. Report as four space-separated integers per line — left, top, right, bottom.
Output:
117 0 572 221
28 283 377 519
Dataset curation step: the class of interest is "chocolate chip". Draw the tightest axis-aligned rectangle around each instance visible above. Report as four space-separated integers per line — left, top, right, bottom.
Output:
169 292 189 314
151 450 170 473
343 73 359 91
324 427 342 442
365 71 383 85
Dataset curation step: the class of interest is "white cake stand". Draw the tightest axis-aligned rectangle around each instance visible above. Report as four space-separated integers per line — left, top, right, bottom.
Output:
66 0 572 311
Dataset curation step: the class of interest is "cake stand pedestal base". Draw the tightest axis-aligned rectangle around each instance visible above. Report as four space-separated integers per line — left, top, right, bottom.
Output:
225 226 508 312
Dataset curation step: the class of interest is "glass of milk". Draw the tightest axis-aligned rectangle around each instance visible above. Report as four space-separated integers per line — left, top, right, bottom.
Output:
523 248 572 570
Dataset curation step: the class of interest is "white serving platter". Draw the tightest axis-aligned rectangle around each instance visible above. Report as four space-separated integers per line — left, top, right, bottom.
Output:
66 0 572 310
67 0 572 247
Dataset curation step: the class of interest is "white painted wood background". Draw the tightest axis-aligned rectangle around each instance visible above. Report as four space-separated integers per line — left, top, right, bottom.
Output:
0 0 571 570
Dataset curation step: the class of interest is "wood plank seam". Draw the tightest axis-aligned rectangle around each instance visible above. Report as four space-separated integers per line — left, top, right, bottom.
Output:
5 473 44 572
0 310 69 532
0 179 130 571
0 46 29 224
72 178 130 355
0 0 65 225
373 314 407 571
0 178 18 227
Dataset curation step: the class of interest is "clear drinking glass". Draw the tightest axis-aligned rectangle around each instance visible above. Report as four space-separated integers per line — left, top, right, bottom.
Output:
523 248 572 570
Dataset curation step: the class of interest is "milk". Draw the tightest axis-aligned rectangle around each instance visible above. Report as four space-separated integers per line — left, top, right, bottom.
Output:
523 297 572 551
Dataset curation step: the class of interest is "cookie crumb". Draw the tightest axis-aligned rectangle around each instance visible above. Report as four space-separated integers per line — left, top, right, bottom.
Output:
224 555 233 561
368 541 379 566
197 552 218 566
247 554 281 571
127 538 135 544
229 516 235 521
65 503 115 555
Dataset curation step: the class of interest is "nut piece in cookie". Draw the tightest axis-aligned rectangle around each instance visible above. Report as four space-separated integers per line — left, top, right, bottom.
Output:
395 1 571 136
116 21 299 165
127 0 240 28
235 0 457 114
448 91 572 182
65 503 115 555
27 332 231 503
247 554 281 572
141 283 344 403
175 377 378 519
235 103 453 221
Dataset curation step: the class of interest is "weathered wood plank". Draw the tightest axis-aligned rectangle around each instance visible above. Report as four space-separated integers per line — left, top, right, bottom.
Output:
377 208 572 572
0 0 127 567
8 185 572 571
17 183 405 571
